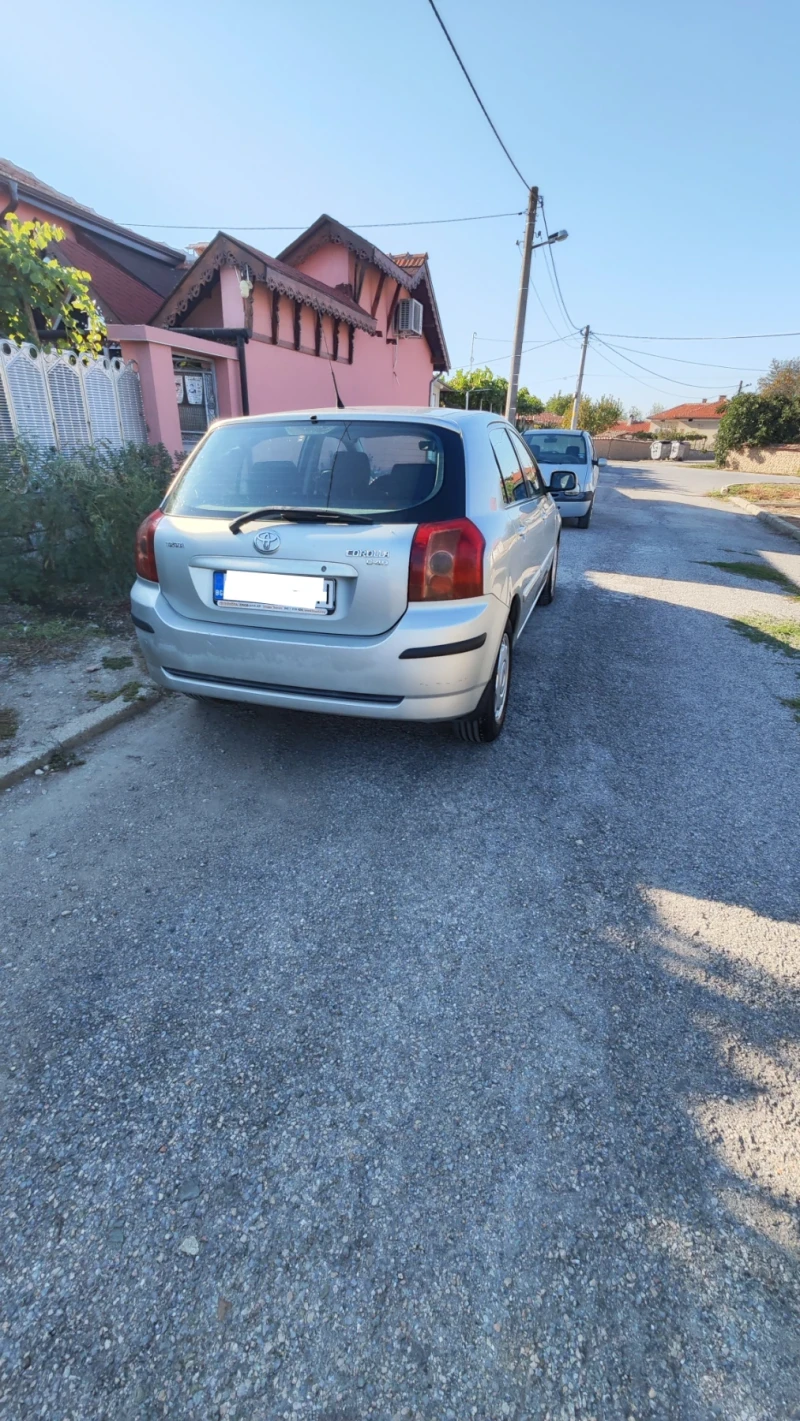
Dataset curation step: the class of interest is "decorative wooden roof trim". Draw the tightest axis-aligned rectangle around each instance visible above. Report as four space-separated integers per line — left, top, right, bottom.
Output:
278 216 426 293
154 233 377 334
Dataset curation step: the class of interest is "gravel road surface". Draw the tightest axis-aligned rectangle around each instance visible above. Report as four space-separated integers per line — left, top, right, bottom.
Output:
2 463 800 1420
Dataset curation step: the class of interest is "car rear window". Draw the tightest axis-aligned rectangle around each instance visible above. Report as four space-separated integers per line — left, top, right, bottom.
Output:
523 432 588 464
164 418 466 522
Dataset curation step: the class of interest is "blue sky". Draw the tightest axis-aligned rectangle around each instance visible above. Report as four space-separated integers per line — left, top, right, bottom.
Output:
5 0 798 412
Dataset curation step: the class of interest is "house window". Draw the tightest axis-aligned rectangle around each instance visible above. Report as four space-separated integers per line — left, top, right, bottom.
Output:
173 355 218 452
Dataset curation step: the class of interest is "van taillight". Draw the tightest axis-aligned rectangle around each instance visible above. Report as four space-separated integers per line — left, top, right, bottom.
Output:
408 518 485 601
134 509 164 583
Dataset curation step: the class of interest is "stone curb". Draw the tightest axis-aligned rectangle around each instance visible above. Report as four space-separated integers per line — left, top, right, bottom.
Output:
0 689 163 791
721 490 800 548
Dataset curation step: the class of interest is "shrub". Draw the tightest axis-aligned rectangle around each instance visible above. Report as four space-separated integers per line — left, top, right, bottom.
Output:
715 392 800 466
0 440 173 607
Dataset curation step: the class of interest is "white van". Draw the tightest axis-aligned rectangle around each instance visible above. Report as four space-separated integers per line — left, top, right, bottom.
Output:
522 428 606 528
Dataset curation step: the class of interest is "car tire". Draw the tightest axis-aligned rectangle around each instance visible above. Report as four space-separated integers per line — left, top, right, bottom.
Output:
453 623 512 743
538 537 559 606
575 506 592 528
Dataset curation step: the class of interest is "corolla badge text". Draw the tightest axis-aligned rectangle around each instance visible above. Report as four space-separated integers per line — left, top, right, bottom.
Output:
253 529 281 554
347 548 389 565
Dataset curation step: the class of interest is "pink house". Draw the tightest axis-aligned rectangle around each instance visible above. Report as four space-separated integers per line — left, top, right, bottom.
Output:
109 216 450 455
0 160 450 458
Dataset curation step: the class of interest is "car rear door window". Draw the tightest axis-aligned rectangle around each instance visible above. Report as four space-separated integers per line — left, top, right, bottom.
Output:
163 419 466 522
490 426 529 503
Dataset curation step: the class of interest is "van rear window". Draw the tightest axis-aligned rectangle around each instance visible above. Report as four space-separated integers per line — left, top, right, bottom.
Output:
524 432 588 465
164 419 466 522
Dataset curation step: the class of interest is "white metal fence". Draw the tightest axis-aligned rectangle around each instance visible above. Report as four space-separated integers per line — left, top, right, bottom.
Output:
0 339 147 450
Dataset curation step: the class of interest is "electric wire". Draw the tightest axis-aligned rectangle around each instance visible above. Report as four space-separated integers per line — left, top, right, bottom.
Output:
591 334 746 390
539 197 580 331
425 0 530 189
601 343 766 373
588 337 738 397
595 329 800 342
122 210 526 232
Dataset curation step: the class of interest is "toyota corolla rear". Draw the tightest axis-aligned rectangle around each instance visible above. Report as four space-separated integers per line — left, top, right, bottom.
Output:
131 412 505 721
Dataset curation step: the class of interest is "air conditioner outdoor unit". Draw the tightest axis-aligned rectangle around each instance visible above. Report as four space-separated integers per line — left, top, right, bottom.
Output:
395 298 423 337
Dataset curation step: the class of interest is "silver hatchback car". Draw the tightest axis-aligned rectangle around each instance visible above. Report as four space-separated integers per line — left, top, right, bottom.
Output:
132 409 561 742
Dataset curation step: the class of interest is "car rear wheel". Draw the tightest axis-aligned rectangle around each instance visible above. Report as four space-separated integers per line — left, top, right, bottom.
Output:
538 537 559 606
453 624 512 743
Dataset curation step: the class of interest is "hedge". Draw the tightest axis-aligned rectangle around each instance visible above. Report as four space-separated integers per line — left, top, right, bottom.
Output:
0 440 173 607
715 392 800 466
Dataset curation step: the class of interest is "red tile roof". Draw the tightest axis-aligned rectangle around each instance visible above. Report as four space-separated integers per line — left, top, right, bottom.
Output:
518 411 563 427
56 236 163 324
652 400 728 421
605 420 651 435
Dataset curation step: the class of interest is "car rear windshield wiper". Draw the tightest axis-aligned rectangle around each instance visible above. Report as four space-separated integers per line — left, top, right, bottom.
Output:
230 506 373 534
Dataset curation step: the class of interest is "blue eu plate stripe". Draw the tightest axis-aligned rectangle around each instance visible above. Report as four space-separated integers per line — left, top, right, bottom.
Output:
213 571 225 603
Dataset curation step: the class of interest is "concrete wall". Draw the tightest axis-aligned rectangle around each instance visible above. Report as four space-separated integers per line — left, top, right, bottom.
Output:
594 438 657 462
724 444 800 475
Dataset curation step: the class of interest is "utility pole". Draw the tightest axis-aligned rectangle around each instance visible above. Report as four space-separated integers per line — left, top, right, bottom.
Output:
570 325 590 429
504 185 538 425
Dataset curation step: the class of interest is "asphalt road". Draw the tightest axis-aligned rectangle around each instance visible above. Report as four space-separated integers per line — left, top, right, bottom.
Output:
2 463 800 1421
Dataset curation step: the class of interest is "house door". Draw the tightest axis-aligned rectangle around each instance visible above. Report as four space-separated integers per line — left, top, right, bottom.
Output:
174 356 218 452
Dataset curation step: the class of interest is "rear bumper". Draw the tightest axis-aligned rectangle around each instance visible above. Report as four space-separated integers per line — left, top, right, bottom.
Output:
131 579 507 722
551 488 593 517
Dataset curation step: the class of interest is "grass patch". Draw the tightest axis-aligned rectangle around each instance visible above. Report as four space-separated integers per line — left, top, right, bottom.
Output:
781 696 800 723
700 560 800 596
0 609 97 665
728 614 800 657
102 654 133 671
87 678 143 706
0 705 19 740
715 482 800 504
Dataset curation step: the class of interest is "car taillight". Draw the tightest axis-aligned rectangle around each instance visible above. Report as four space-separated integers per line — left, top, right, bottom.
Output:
408 518 485 601
134 509 164 583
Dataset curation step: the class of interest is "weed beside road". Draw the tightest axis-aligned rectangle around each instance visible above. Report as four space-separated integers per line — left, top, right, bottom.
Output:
711 481 800 505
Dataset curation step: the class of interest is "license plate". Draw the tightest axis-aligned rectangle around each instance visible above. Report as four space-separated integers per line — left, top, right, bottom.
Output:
213 570 335 614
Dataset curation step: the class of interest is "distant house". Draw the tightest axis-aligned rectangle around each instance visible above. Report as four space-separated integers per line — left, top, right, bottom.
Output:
0 161 450 455
603 419 652 439
0 157 187 326
518 411 563 428
648 399 728 448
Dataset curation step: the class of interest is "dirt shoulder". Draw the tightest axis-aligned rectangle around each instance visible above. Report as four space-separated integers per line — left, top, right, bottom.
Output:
0 603 151 766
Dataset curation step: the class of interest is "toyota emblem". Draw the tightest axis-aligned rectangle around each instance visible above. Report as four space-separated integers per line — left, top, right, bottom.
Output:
253 529 281 555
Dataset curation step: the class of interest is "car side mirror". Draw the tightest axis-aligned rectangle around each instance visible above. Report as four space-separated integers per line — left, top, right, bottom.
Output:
549 470 577 491
597 456 608 468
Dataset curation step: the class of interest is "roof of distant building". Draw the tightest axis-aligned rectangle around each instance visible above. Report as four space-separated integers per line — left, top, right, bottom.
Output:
651 400 728 421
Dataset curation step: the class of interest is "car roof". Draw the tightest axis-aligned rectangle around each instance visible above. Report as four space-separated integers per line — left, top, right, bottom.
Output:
212 407 507 432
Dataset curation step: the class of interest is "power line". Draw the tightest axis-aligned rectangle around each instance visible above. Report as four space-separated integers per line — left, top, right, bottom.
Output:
122 209 526 232
469 333 580 367
588 337 738 397
591 334 744 390
530 272 571 341
425 0 530 190
539 197 580 331
595 329 800 342
602 342 766 373
587 340 699 397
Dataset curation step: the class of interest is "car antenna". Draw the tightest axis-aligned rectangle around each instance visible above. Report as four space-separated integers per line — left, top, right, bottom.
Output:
319 322 345 409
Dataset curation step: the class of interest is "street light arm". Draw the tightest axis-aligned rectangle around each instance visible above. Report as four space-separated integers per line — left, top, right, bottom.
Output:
532 231 568 250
